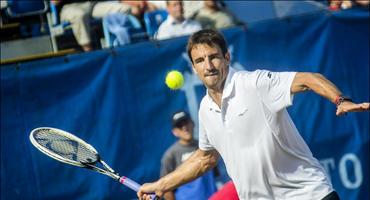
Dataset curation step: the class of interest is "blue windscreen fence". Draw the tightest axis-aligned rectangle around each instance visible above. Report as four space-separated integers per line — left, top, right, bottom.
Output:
1 8 369 200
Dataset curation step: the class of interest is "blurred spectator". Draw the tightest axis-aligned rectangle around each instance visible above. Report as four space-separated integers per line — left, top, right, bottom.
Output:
209 181 239 200
183 1 204 18
1 1 7 9
329 0 353 10
328 0 369 10
192 0 238 30
1 1 7 25
355 0 370 6
53 0 139 52
147 0 167 10
103 13 137 46
103 1 168 47
160 111 217 200
155 0 201 40
121 1 158 25
148 1 204 18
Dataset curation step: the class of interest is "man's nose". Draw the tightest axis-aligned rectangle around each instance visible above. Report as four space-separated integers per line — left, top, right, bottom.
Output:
204 57 214 70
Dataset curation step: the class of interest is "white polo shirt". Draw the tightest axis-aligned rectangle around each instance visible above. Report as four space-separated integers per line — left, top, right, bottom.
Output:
155 15 202 40
198 68 333 200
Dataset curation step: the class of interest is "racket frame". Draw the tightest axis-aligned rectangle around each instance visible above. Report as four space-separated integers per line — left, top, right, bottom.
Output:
29 127 156 199
29 127 99 168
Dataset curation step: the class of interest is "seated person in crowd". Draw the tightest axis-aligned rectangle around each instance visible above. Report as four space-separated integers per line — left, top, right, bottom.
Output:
192 0 238 30
147 0 167 10
122 1 159 24
52 0 141 51
161 111 217 200
155 0 202 40
328 0 370 10
148 0 204 18
182 0 205 19
102 0 160 46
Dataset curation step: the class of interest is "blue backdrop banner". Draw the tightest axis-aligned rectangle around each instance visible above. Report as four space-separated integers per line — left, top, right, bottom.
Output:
1 8 369 200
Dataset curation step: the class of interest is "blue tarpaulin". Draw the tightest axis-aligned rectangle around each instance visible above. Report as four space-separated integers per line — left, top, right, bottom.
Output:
1 8 369 200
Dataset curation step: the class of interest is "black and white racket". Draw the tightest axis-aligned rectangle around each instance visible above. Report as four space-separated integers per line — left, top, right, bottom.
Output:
29 127 157 200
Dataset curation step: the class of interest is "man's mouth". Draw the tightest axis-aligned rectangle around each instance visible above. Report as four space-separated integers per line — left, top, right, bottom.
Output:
205 72 218 77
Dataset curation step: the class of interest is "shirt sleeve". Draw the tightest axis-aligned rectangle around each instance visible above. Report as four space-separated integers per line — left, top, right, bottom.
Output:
198 116 214 151
252 70 297 113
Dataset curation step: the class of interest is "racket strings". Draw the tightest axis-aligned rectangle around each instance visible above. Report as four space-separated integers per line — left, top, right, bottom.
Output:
33 129 98 164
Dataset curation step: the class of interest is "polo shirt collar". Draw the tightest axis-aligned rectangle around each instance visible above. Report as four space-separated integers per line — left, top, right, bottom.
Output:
167 15 186 25
222 67 236 99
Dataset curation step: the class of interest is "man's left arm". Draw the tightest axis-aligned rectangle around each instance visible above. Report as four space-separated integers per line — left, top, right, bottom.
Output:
291 72 369 115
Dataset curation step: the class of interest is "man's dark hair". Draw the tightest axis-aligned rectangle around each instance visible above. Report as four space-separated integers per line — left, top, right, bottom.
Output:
187 29 228 63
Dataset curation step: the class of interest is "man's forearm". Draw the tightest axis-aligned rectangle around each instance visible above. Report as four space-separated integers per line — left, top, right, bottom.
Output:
291 72 369 115
292 72 343 103
157 149 218 193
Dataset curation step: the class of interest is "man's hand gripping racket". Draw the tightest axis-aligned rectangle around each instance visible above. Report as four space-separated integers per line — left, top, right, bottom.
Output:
29 127 158 200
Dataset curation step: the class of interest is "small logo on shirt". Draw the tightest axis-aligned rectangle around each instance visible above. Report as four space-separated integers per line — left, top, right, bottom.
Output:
267 72 272 78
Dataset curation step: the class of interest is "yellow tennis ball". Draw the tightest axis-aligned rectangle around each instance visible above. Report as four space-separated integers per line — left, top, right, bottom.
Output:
165 70 184 90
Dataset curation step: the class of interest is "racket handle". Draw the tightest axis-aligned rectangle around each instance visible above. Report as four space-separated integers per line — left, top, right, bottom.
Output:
119 176 158 200
119 176 141 191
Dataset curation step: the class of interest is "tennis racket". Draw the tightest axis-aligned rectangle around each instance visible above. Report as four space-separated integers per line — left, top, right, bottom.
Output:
29 127 157 200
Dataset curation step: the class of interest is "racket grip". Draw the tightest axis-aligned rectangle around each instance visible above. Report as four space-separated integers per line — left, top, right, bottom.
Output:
119 176 141 191
119 176 158 200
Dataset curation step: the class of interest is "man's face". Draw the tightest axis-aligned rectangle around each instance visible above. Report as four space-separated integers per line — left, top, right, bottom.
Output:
167 1 184 21
191 44 230 91
173 120 194 142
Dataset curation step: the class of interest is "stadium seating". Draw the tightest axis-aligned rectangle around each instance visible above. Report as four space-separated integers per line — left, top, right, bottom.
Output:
6 0 48 17
143 9 168 39
102 13 147 48
1 0 57 60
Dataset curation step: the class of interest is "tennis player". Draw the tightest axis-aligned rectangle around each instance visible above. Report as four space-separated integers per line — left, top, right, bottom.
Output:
138 29 369 200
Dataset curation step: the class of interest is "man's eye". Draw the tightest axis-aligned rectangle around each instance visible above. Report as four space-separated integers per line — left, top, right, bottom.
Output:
195 59 203 64
210 55 220 60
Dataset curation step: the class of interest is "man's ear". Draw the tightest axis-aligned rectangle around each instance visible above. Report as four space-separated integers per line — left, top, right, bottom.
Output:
225 52 231 64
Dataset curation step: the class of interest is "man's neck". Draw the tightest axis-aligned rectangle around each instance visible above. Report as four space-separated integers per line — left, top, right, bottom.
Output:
170 15 185 23
208 90 223 109
206 7 220 13
178 139 194 146
208 75 227 108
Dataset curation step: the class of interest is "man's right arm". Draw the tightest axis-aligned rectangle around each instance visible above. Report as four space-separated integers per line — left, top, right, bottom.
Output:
137 149 219 200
